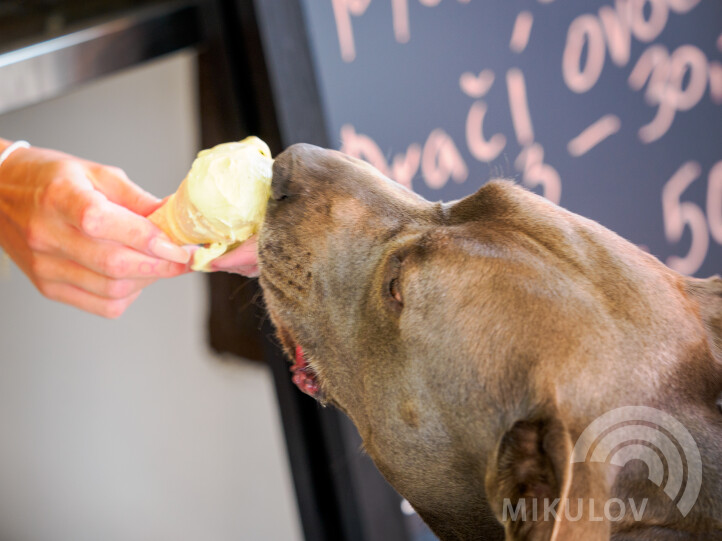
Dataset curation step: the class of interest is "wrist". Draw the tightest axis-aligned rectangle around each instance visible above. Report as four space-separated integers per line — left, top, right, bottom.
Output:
0 140 31 170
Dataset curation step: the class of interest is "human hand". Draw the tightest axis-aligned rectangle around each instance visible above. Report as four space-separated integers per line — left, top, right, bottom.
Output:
208 235 259 277
0 141 192 318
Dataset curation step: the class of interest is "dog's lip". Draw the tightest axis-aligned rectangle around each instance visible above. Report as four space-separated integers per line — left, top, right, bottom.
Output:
289 344 319 398
261 267 320 398
261 275 320 398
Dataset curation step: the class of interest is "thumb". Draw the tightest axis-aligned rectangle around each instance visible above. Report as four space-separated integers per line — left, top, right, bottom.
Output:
86 164 161 217
210 236 259 276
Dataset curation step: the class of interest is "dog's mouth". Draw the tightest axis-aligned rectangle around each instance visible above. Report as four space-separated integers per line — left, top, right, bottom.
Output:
290 344 319 398
259 262 320 398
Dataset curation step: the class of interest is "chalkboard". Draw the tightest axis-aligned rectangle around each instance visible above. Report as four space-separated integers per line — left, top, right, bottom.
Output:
298 0 721 278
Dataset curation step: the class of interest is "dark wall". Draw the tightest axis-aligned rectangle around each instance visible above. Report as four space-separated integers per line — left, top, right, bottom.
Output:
299 0 721 278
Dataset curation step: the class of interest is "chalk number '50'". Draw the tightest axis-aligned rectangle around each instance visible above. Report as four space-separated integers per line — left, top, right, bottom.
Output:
663 161 722 275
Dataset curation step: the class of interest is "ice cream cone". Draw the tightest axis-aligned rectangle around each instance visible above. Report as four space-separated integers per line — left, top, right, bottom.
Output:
148 136 273 271
149 176 223 245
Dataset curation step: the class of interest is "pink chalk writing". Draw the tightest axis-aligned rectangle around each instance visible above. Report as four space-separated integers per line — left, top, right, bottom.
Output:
466 100 507 163
563 14 607 93
563 0 716 143
567 114 621 157
392 0 410 43
391 144 421 189
562 0 700 91
340 124 392 177
421 129 468 189
662 161 722 275
332 0 371 62
506 68 535 147
629 44 709 143
515 144 562 205
459 69 495 99
329 1 718 273
707 161 722 246
340 124 467 190
336 0 474 60
510 11 534 54
709 62 722 104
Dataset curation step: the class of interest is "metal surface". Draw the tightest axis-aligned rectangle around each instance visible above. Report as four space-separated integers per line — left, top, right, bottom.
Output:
0 1 202 116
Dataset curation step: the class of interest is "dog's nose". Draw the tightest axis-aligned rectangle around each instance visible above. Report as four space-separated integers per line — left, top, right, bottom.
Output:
271 143 321 201
271 150 294 201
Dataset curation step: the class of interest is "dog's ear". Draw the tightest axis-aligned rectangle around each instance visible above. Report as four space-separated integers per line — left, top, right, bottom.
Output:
445 180 519 224
485 413 610 541
685 275 722 365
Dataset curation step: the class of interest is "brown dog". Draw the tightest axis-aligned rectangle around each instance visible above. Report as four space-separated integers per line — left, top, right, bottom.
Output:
258 143 722 541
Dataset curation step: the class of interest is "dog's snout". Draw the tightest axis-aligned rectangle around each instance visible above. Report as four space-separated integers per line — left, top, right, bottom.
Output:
271 143 325 201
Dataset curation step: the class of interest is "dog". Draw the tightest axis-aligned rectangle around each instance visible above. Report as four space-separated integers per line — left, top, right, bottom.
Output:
258 143 722 541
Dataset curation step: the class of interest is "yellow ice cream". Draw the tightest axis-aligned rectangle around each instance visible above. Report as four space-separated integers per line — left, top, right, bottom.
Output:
149 136 273 271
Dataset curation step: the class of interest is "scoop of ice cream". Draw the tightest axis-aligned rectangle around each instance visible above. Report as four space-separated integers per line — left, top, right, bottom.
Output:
187 137 272 241
149 136 273 271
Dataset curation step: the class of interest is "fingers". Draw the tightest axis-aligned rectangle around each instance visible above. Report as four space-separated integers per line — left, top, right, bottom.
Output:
8 151 191 318
210 236 259 276
53 184 189 264
38 281 142 319
51 225 191 279
31 253 158 299
85 163 161 217
78 197 189 264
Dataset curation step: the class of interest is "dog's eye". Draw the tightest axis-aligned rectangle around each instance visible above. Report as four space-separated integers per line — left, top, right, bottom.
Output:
389 277 402 304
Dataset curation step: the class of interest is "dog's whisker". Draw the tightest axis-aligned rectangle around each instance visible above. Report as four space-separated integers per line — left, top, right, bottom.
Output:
228 277 259 301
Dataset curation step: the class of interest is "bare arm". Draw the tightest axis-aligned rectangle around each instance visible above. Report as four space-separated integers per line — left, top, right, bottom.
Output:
0 138 192 318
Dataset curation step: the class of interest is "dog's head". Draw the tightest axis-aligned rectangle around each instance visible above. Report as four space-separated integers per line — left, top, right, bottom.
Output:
259 144 722 540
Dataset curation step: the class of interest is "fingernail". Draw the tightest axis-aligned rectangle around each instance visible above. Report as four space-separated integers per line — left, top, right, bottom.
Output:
150 237 190 264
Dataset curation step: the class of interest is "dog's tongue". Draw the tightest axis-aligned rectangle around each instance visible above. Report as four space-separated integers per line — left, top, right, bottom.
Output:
290 345 319 397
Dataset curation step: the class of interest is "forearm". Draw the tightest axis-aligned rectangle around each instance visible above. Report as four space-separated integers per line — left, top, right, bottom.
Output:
0 138 31 176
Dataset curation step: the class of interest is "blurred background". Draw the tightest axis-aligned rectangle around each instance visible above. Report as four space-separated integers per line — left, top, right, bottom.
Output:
0 1 719 540
0 40 302 541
